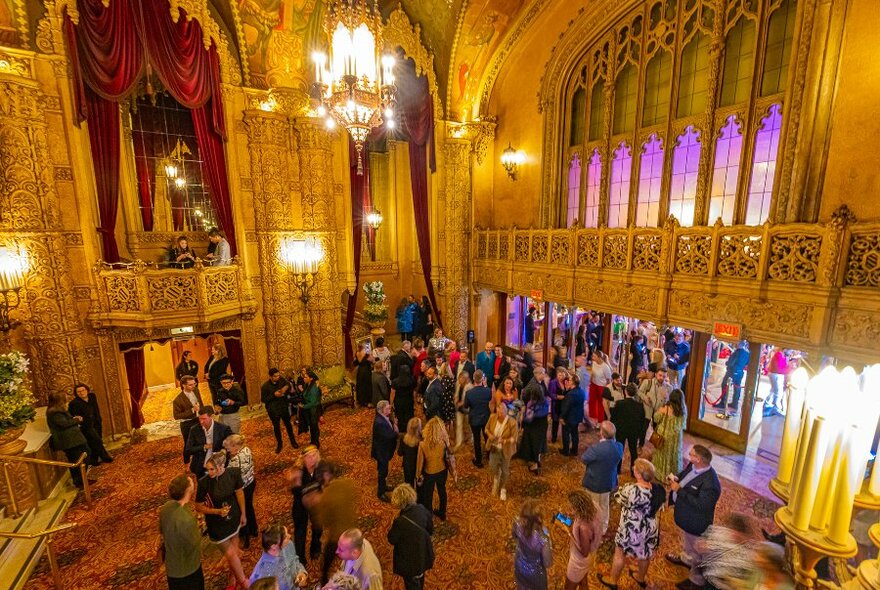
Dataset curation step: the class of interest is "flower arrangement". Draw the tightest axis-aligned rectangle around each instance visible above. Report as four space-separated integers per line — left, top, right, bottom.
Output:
0 351 36 436
362 281 388 323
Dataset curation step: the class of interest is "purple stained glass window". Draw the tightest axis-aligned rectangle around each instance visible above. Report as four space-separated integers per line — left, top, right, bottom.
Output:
669 126 701 226
636 134 664 227
584 149 601 228
709 115 742 225
609 142 631 228
746 104 782 225
566 154 581 227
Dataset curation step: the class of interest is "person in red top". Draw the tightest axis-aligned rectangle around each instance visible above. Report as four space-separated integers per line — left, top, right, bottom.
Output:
412 338 428 378
764 347 790 416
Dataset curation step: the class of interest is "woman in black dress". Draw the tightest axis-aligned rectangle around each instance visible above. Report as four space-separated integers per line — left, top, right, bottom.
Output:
194 452 247 589
175 350 199 385
629 335 648 384
420 296 434 343
398 417 422 487
46 391 90 489
353 344 374 408
68 383 112 464
285 445 324 562
205 344 230 406
575 324 587 358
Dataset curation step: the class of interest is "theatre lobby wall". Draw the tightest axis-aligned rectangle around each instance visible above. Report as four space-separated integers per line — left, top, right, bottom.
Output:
470 0 880 367
0 1 480 437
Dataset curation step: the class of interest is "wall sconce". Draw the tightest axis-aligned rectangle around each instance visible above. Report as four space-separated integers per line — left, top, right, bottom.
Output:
500 143 525 180
366 209 383 231
280 236 324 304
0 246 27 333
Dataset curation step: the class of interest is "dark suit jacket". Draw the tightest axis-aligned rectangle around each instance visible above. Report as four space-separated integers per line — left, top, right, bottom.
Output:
371 414 398 462
670 464 722 536
464 385 493 426
390 350 413 382
424 378 444 420
387 503 434 577
610 397 646 439
68 393 103 438
457 360 476 382
185 421 233 477
172 390 204 421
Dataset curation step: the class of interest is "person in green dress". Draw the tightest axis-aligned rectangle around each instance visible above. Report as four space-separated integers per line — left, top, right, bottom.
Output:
651 389 687 481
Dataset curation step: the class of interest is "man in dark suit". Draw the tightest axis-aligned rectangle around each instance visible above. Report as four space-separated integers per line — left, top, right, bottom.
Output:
371 400 399 501
580 421 624 534
390 341 413 382
666 444 723 590
172 375 204 463
423 365 443 421
610 383 646 474
455 348 476 382
185 406 232 478
464 369 493 468
261 368 298 453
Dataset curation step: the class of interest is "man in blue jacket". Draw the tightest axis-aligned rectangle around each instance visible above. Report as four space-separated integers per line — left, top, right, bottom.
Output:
464 369 493 467
475 341 496 384
715 340 751 414
666 444 722 590
580 421 624 534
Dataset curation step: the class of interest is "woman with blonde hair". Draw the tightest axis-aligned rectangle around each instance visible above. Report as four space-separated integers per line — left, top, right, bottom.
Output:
205 343 230 406
512 499 553 589
224 434 257 548
453 370 474 450
485 399 519 501
398 417 422 488
559 490 602 589
598 458 663 590
194 451 248 589
388 484 435 589
416 416 452 521
284 445 323 563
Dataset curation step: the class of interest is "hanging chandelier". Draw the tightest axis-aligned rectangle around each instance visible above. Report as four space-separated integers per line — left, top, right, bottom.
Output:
312 0 396 175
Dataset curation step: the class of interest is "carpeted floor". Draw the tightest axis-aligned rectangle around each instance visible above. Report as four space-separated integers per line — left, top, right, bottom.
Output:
24 406 781 590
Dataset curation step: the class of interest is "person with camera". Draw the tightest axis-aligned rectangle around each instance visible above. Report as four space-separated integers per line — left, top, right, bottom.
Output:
248 524 308 590
216 374 246 434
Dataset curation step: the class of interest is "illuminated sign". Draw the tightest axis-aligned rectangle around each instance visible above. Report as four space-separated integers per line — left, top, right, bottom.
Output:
170 326 194 336
712 321 742 341
530 289 543 301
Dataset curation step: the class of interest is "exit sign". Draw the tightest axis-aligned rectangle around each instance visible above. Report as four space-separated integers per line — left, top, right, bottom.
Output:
712 321 742 341
530 289 543 300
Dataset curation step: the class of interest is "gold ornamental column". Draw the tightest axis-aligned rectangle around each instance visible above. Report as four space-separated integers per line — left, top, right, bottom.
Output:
243 109 303 371
293 118 343 367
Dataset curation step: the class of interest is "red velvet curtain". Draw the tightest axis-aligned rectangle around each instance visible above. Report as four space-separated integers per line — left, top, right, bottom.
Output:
191 100 237 255
224 336 245 383
400 77 441 329
123 348 146 429
64 0 236 257
131 130 154 231
344 138 367 366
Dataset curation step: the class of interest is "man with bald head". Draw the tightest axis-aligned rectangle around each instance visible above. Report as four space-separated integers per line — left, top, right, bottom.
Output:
580 420 624 534
475 341 496 387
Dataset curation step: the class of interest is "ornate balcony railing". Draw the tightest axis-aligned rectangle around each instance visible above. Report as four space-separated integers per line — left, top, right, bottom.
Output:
88 258 257 329
472 207 880 364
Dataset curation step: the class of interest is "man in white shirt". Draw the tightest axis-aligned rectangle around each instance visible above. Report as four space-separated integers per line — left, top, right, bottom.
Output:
336 528 383 590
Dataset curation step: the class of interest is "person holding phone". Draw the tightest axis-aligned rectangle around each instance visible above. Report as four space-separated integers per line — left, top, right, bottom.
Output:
555 490 602 590
248 524 308 590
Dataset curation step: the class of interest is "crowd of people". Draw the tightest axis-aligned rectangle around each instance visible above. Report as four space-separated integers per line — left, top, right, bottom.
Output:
140 319 794 590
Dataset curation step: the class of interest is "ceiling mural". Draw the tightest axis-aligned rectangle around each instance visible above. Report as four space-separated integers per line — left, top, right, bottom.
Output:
235 0 326 89
448 0 526 121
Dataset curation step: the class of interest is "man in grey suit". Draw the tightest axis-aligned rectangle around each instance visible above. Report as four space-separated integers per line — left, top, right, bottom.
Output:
580 421 624 534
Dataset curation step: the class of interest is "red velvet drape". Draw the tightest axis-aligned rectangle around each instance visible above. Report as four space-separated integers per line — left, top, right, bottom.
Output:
191 101 237 255
64 0 236 257
85 88 122 262
131 130 154 231
401 82 441 329
344 139 367 366
223 336 245 383
123 348 146 429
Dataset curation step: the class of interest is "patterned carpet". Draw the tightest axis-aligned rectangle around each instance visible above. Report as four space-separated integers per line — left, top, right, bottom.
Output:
24 406 781 590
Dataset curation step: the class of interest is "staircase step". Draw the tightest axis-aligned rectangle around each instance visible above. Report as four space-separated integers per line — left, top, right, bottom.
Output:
0 485 78 590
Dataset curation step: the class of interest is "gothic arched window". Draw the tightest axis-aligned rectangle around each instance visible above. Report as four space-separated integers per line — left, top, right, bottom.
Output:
636 134 664 227
745 104 782 225
669 126 701 226
609 142 632 228
709 116 742 225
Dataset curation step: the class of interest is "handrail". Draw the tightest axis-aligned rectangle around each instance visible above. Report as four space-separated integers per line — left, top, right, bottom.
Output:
0 522 77 590
0 452 92 518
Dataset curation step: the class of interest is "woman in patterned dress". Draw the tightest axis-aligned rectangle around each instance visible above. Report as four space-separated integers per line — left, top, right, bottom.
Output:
598 459 661 590
512 499 553 589
651 389 687 481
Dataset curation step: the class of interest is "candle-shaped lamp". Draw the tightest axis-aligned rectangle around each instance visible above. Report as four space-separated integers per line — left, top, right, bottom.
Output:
790 415 828 530
776 367 809 486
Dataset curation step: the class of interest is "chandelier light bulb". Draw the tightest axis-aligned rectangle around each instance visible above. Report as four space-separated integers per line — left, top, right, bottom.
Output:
325 118 336 130
164 163 177 178
384 107 393 119
317 105 327 117
386 119 395 129
346 99 355 111
174 177 186 189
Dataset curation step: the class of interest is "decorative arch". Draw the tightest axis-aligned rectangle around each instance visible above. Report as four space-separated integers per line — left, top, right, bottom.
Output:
383 6 443 119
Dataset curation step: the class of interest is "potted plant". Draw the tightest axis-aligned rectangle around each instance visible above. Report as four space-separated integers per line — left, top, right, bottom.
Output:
362 281 389 331
0 350 36 451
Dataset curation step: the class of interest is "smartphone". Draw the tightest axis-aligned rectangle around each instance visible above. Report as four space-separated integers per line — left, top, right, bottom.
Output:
554 511 573 527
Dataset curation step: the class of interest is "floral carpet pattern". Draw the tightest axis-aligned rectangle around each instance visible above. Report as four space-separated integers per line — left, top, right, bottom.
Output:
24 407 781 589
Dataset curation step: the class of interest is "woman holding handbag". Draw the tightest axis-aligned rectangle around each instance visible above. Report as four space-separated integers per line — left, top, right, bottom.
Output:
415 416 453 521
650 389 686 481
387 483 435 590
485 400 519 501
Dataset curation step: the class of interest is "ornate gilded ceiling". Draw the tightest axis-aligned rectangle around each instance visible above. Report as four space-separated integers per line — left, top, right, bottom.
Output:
7 0 540 120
